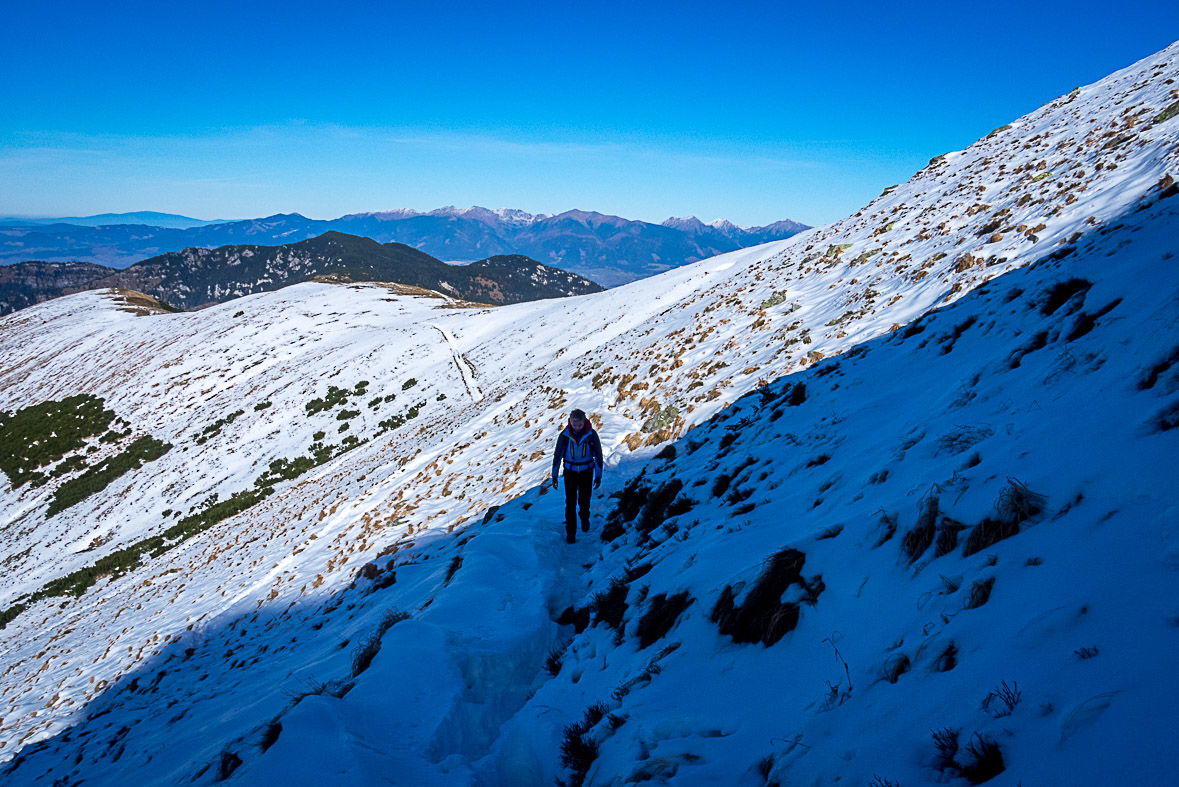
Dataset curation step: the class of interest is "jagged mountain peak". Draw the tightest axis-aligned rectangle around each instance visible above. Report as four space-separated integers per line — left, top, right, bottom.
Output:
661 215 710 232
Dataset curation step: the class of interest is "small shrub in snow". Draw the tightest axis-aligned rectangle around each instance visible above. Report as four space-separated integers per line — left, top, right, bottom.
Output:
305 386 350 415
653 444 677 460
556 605 591 633
940 316 978 354
873 511 898 547
1075 645 1099 660
964 479 1045 555
964 577 995 610
1149 401 1179 432
726 486 754 505
712 547 821 646
1039 277 1092 316
590 577 631 632
636 479 684 538
961 733 1005 783
1065 297 1122 342
350 608 410 677
902 496 939 562
215 750 243 781
902 317 928 338
371 566 398 591
816 524 843 540
666 495 696 519
545 642 568 676
711 473 732 498
560 702 609 786
935 425 993 455
868 776 899 787
995 478 1046 523
981 681 1021 717
931 726 960 769
882 653 911 683
1137 344 1179 390
935 518 966 557
601 475 650 541
259 718 282 753
931 727 1004 782
785 382 807 407
895 431 924 458
636 591 694 649
444 554 463 585
1008 329 1052 368
932 641 958 672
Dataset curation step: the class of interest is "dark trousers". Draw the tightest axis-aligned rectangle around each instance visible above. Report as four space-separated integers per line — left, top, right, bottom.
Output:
564 469 594 539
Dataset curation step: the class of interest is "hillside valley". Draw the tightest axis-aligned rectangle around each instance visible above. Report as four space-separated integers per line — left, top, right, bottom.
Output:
0 42 1177 786
0 234 603 315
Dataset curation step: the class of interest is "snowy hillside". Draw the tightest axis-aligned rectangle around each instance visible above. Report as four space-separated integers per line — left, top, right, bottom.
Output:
0 42 1177 785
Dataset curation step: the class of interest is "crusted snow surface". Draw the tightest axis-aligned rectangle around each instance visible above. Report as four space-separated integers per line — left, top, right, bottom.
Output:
0 41 1177 786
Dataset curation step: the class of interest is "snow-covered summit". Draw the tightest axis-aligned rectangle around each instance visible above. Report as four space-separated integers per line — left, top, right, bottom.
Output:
347 206 552 227
0 40 1177 786
661 215 711 232
663 215 811 244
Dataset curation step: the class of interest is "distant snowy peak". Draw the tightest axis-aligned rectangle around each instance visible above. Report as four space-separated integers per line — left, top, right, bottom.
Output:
753 218 809 235
661 216 710 233
347 206 551 227
662 215 810 243
550 209 633 229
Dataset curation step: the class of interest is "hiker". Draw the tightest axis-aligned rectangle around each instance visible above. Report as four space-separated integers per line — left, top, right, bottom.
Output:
551 409 603 543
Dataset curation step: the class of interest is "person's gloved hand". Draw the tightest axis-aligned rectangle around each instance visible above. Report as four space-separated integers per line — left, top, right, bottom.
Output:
593 478 601 490
551 477 558 489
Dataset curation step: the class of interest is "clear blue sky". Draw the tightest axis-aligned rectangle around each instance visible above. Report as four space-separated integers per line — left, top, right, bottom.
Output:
2 1 1176 227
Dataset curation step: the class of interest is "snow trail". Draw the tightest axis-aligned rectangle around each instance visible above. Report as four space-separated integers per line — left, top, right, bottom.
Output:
433 323 483 403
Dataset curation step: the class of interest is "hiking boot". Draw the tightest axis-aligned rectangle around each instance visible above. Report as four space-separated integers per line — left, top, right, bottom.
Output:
566 534 576 544
581 521 590 533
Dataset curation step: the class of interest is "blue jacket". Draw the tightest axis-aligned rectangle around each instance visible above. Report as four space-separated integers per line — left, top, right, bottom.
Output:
552 425 603 480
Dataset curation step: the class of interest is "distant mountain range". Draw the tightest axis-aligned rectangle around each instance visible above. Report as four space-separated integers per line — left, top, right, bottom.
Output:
0 207 809 287
0 232 603 315
0 211 218 229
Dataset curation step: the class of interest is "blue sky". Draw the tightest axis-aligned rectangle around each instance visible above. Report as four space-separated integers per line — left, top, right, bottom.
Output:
2 2 1176 227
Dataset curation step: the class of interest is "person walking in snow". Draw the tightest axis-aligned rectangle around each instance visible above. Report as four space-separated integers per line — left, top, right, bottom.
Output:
551 409 603 544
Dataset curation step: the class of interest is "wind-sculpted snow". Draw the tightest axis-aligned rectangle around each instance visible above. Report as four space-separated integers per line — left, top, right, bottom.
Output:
0 41 1177 785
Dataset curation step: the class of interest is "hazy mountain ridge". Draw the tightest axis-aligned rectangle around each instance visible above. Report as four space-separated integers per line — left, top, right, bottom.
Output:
0 208 810 287
0 261 118 314
0 41 1177 787
0 211 216 229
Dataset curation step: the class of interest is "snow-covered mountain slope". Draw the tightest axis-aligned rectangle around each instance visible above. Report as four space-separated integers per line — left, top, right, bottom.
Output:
0 42 1177 785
